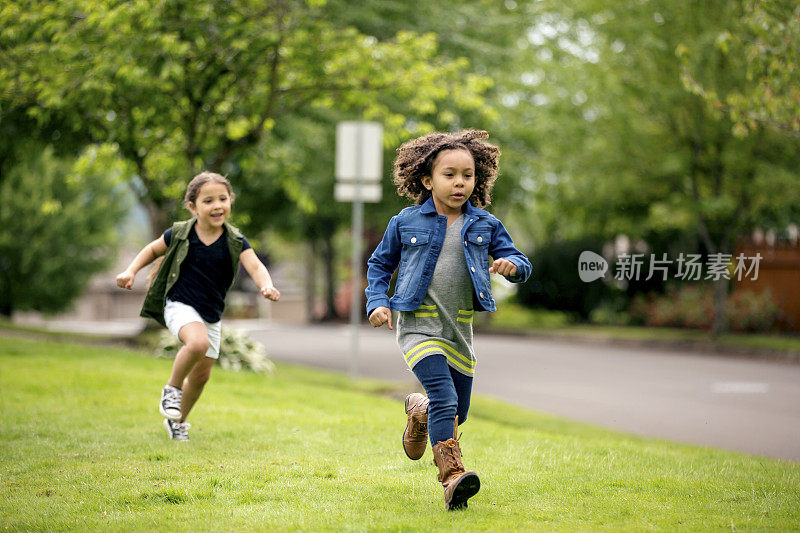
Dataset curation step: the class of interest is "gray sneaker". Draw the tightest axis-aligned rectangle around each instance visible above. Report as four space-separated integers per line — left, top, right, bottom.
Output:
163 419 190 441
159 385 182 421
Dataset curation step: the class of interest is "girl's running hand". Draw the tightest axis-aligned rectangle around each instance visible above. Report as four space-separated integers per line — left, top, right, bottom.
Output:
261 286 281 301
369 306 393 330
488 258 517 277
116 270 135 290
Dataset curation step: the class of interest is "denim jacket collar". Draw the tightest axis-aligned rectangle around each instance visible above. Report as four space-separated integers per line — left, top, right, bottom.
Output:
419 196 489 217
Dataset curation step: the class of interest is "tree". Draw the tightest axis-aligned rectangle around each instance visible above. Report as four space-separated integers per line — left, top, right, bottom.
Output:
511 0 800 334
682 0 800 136
0 144 129 316
2 0 491 234
2 0 501 320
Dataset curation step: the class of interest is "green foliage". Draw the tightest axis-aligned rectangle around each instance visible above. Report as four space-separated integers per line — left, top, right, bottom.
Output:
1 0 493 232
323 0 543 218
156 326 275 375
630 285 782 332
3 336 800 530
486 302 572 330
502 0 800 334
682 0 800 135
0 144 129 315
521 0 799 244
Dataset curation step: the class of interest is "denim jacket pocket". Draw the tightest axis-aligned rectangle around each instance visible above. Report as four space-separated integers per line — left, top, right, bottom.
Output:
465 230 490 247
465 230 491 269
396 229 431 296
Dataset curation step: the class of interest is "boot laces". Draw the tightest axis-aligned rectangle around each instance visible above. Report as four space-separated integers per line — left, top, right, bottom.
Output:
407 400 428 440
438 439 465 476
408 415 427 439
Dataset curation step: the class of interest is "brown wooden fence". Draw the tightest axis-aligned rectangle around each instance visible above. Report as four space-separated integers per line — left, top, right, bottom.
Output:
734 240 800 331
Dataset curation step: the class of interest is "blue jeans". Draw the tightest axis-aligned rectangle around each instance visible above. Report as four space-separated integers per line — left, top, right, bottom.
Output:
411 354 473 446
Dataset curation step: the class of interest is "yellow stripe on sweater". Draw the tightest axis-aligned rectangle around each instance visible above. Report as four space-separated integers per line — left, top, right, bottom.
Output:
405 346 475 375
405 340 475 371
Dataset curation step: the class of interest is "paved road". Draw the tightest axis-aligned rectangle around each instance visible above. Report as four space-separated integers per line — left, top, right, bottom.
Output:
234 322 800 462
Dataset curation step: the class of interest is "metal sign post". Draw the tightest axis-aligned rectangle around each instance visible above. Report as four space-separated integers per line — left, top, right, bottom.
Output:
335 121 383 380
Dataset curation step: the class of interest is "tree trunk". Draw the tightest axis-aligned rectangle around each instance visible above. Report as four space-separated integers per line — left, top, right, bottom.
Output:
305 240 317 323
0 256 13 317
321 230 338 321
711 277 729 338
145 200 172 237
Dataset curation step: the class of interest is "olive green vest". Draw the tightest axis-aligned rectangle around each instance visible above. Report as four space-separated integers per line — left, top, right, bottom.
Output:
140 217 244 327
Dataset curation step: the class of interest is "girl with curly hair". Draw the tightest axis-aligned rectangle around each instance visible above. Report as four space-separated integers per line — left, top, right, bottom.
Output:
365 129 531 510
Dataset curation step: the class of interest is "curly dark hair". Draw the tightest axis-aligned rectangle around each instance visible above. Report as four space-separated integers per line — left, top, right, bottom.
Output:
392 129 500 208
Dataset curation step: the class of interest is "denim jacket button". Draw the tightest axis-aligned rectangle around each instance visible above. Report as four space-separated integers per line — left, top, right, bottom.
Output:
479 292 485 298
411 236 417 244
477 236 483 243
471 266 476 273
464 240 468 246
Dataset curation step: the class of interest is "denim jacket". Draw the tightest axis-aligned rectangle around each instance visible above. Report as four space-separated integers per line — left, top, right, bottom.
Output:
365 196 532 316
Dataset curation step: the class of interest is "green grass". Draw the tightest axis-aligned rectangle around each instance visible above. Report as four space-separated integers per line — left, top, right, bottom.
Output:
1 336 799 531
487 303 800 355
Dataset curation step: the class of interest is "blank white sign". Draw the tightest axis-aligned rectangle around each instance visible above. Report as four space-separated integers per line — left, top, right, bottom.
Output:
335 121 383 181
334 182 382 203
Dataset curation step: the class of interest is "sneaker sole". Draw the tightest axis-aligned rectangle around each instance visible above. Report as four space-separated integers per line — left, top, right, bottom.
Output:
163 419 189 441
159 402 182 421
163 419 175 440
447 473 480 511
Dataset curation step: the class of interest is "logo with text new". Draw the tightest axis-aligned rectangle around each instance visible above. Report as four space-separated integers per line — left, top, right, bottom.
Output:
579 251 608 282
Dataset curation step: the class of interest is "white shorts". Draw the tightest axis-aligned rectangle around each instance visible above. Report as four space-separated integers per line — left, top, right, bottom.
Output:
164 299 221 359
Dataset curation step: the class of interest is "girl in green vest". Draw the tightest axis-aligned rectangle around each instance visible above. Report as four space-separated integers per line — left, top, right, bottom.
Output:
116 172 280 441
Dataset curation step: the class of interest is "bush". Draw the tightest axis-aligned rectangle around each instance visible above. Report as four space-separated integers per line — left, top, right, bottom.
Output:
516 238 610 321
727 289 783 332
589 301 631 326
156 327 276 374
0 145 129 316
487 302 572 330
629 285 781 332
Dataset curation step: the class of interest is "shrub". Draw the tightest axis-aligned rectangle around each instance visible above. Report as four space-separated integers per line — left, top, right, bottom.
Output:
487 302 572 330
589 301 631 326
629 285 781 332
727 289 782 332
156 327 276 374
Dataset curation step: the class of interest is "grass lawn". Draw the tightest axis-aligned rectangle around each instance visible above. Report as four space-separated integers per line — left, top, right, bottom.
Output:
1 336 799 531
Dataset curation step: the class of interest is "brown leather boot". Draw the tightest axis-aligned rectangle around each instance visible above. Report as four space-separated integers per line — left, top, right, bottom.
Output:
431 417 480 510
403 393 429 460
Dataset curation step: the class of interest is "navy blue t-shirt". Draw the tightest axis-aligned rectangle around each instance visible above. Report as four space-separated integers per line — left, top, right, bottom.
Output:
163 226 251 323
